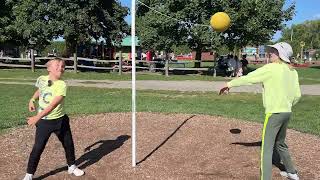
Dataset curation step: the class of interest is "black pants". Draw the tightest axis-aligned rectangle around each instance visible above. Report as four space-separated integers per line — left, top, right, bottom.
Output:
27 115 76 174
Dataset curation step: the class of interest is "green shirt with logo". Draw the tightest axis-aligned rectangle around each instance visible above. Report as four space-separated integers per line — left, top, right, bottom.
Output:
35 75 66 120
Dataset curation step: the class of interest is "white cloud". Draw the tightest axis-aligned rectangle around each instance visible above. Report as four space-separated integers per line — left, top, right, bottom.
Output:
313 14 320 19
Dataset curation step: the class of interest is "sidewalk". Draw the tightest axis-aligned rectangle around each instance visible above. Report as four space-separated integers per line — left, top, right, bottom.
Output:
1 79 320 95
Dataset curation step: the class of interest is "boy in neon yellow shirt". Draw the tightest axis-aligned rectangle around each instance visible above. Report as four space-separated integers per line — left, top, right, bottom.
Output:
220 42 301 180
23 58 84 180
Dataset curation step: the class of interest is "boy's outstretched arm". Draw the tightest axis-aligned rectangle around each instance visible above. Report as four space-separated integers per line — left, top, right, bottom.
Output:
29 90 40 112
219 65 272 95
27 95 64 125
84 140 103 151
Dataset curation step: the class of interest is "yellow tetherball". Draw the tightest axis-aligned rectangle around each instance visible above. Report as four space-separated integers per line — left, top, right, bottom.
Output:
210 12 231 32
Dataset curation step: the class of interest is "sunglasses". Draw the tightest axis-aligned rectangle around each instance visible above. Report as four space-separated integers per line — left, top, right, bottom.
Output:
48 80 53 87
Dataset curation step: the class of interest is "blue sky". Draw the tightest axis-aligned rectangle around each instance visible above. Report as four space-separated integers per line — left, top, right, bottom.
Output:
119 0 320 40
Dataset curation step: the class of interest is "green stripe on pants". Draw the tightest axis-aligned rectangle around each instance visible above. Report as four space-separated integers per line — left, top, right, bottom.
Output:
260 113 297 180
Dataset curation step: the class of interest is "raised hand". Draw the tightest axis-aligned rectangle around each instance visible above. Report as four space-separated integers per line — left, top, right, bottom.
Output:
219 86 230 95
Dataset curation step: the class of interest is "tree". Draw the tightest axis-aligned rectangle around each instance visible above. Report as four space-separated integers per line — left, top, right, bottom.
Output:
0 0 22 45
137 0 221 67
11 0 129 54
221 0 295 50
280 20 320 56
0 0 11 43
171 44 191 55
136 0 295 66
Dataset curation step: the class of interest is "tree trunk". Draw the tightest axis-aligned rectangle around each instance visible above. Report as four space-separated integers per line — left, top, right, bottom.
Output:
65 37 78 68
73 51 77 73
238 48 242 59
119 50 122 75
30 48 35 72
164 50 169 76
194 48 202 68
65 37 77 57
101 41 105 59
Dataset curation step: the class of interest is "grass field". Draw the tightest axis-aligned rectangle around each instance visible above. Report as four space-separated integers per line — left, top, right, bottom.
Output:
0 84 319 136
0 65 319 84
0 68 227 81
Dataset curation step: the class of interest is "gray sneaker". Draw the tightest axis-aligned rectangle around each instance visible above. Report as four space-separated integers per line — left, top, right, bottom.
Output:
280 171 300 180
22 173 33 180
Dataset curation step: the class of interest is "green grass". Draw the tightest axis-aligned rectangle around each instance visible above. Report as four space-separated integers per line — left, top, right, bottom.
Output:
0 62 320 84
295 67 320 84
0 84 319 136
1 65 319 84
169 61 215 68
0 79 36 83
247 65 320 85
0 69 227 81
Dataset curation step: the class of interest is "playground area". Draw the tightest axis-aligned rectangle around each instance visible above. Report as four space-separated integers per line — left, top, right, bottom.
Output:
0 112 319 180
1 1 320 180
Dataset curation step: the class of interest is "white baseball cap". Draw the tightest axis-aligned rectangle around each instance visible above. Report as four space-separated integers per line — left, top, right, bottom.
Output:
267 42 293 63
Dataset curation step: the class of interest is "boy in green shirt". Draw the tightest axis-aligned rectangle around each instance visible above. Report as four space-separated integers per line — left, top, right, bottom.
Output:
23 58 84 180
220 42 301 180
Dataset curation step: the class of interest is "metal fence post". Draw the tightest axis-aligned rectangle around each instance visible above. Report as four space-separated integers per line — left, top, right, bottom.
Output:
30 49 35 72
149 61 153 72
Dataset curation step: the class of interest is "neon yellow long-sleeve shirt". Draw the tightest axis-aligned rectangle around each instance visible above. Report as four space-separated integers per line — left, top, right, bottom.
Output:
227 62 301 114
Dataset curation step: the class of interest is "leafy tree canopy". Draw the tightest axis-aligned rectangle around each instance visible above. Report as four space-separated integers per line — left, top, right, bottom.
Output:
136 0 295 57
279 19 320 55
8 0 129 52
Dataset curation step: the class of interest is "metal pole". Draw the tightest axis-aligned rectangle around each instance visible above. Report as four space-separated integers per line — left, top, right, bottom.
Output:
131 0 137 168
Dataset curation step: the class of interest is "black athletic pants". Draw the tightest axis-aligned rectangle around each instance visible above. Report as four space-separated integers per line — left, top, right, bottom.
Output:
27 115 75 174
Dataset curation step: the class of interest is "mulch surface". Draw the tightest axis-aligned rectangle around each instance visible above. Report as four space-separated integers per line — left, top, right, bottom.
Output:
0 112 319 180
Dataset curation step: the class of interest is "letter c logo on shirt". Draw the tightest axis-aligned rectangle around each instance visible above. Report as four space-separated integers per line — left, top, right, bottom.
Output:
42 92 52 104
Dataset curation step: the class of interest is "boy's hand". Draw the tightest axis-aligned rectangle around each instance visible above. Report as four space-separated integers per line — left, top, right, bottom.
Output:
29 100 36 112
27 115 40 126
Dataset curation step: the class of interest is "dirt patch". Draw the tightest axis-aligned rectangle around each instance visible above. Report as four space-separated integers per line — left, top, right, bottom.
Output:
0 112 319 180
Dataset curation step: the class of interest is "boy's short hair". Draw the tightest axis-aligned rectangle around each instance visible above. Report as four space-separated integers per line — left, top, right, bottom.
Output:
46 57 65 68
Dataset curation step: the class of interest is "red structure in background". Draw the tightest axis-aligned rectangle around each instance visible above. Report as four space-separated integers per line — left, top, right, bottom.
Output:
292 63 310 67
176 54 193 60
191 51 215 61
146 51 152 61
175 51 215 61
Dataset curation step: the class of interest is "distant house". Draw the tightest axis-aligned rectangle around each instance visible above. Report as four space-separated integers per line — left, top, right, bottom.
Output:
191 51 215 61
242 46 267 61
114 36 140 60
175 50 215 61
